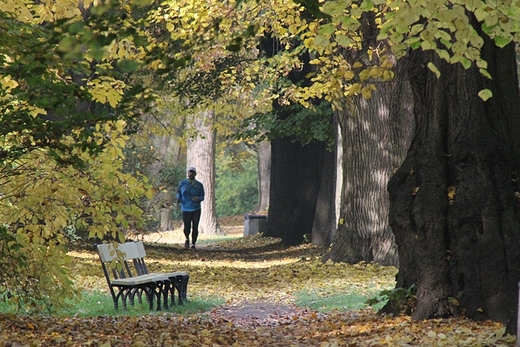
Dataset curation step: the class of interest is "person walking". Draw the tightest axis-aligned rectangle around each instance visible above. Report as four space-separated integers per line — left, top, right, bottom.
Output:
176 166 205 250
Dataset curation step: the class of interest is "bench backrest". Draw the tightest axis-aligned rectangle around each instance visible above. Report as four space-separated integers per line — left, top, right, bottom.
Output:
97 241 149 280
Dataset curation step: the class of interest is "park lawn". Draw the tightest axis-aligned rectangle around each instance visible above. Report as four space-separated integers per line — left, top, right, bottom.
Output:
0 223 515 346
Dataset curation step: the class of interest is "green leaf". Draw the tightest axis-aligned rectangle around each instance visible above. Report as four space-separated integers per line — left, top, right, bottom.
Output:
313 34 330 47
427 62 441 78
117 59 141 73
319 23 336 35
90 3 112 16
479 68 492 79
407 37 421 50
484 13 498 27
478 88 493 101
321 1 348 16
335 34 351 47
131 0 153 6
436 49 450 62
421 40 434 51
476 59 487 69
58 36 77 52
474 8 489 22
494 36 511 48
68 21 85 35
359 0 374 10
460 57 472 69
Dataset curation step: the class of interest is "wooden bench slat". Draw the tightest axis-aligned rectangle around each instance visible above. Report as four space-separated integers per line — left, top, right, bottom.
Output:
96 241 189 310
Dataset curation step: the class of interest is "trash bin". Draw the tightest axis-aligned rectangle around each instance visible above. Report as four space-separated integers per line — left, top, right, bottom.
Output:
244 214 268 236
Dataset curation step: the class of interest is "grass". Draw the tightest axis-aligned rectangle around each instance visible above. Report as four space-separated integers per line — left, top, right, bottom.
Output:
295 290 387 312
2 216 397 318
0 291 224 318
2 220 515 347
62 291 225 317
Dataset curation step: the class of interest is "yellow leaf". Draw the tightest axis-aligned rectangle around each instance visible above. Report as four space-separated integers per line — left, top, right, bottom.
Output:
447 185 456 199
427 62 441 78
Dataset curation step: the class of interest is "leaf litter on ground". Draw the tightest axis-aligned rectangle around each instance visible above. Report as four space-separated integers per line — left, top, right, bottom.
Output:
1 219 516 346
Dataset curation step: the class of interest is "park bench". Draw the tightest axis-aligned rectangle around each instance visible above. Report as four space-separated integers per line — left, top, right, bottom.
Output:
96 241 189 311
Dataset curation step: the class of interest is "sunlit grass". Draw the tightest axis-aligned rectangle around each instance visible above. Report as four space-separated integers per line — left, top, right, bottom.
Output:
0 291 224 318
63 228 398 316
59 291 224 317
2 218 515 347
295 290 387 312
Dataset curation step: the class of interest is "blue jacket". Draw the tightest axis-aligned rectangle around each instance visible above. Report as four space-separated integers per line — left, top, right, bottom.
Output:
176 179 205 212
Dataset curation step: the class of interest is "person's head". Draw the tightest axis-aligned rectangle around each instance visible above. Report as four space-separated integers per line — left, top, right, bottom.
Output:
187 167 197 180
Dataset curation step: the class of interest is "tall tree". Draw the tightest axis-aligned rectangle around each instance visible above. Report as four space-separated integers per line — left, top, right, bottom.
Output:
259 31 336 245
0 0 155 311
267 132 329 244
187 110 223 235
310 130 338 247
149 133 183 231
253 141 271 213
291 0 520 333
324 57 414 266
386 40 520 330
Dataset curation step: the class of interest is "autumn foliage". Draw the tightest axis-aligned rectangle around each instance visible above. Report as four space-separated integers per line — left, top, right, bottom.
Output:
0 231 515 346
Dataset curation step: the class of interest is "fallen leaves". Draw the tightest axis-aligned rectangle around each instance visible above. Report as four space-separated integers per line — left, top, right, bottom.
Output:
2 232 515 346
0 310 515 346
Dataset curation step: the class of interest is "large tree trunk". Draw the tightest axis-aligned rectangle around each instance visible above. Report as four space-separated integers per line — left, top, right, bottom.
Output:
266 135 327 245
254 141 270 213
187 109 223 235
312 113 340 247
261 34 336 245
386 40 520 333
324 58 414 266
323 12 414 266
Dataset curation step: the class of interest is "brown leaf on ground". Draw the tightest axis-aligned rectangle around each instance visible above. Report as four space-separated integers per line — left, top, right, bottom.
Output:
6 220 517 347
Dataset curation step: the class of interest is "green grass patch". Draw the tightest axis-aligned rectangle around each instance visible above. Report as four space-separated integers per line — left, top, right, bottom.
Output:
295 290 388 312
62 292 224 317
0 291 224 318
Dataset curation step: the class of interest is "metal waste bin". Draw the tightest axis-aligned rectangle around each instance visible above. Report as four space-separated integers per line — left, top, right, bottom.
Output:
244 214 267 236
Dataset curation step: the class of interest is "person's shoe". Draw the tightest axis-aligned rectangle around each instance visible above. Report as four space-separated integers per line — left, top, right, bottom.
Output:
191 245 196 250
184 240 189 249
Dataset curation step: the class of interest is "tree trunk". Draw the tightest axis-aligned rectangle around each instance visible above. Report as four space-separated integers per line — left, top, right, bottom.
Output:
386 40 520 333
261 34 336 245
324 59 414 266
254 141 271 213
312 113 340 247
149 133 182 231
187 109 223 235
266 136 327 245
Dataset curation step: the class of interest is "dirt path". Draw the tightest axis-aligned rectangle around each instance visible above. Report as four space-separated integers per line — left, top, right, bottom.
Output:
140 218 325 328
208 301 314 328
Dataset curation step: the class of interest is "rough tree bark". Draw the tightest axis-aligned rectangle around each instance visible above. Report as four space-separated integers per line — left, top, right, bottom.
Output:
312 114 339 247
253 141 271 213
323 58 414 266
322 11 415 265
187 109 223 235
386 40 520 333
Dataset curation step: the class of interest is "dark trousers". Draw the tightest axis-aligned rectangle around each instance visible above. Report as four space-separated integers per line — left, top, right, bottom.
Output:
182 209 201 245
